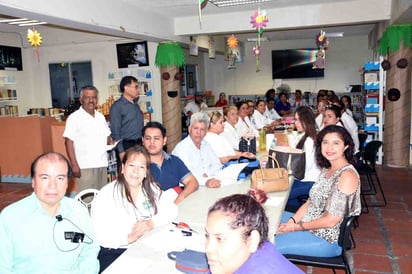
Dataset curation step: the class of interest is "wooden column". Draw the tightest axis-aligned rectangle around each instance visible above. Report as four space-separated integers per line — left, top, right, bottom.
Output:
160 65 182 152
384 44 412 167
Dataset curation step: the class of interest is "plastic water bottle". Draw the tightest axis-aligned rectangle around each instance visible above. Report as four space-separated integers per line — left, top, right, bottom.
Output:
270 136 277 149
259 128 266 151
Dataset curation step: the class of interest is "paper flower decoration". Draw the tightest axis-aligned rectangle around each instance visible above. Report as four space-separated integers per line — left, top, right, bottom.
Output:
27 29 43 62
315 30 328 48
227 35 238 49
27 29 42 46
253 46 261 56
250 10 268 32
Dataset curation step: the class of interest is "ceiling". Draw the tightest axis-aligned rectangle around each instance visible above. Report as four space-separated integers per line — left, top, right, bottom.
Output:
0 0 411 46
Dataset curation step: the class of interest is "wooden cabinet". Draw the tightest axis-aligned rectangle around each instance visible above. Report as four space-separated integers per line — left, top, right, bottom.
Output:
0 116 54 182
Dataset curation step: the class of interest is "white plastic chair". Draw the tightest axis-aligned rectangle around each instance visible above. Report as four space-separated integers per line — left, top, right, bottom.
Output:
74 188 99 213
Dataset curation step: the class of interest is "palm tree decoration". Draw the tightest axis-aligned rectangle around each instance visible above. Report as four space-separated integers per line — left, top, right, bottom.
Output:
155 42 186 152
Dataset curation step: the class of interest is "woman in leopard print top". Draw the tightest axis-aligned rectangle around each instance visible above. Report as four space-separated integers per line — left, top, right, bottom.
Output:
275 125 361 257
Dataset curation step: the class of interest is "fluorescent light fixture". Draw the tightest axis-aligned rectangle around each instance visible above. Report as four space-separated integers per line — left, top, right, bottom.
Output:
0 18 28 23
325 32 344 37
247 36 269 42
0 17 48 27
18 22 48 27
209 0 272 7
8 20 39 25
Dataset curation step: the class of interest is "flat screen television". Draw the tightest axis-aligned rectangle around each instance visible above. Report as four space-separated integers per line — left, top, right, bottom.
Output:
272 48 324 79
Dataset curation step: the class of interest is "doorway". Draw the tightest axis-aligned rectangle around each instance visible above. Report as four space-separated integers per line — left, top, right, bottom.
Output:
49 61 92 108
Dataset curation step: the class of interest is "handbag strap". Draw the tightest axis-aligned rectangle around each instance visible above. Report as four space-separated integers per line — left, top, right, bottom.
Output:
257 154 284 180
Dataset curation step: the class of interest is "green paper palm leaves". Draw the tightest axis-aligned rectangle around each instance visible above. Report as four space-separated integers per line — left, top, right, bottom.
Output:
378 24 412 55
155 42 186 68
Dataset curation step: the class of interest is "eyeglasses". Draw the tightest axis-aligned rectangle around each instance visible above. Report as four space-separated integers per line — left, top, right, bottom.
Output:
127 84 139 90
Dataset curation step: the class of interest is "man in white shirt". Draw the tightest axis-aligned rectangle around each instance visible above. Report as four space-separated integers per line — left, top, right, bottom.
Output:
64 85 111 191
172 112 222 188
265 98 282 121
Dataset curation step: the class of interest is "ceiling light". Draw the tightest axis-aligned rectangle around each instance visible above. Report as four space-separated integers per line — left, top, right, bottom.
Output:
209 0 272 8
0 18 28 23
247 36 269 42
0 17 48 27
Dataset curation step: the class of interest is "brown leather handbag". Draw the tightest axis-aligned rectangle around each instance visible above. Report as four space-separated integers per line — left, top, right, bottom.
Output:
251 155 289 193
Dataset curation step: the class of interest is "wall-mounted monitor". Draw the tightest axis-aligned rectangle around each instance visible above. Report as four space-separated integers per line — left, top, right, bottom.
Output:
116 41 149 68
272 48 324 79
0 45 23 71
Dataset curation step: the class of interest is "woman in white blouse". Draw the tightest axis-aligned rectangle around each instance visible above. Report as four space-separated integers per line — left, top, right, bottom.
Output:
205 111 255 164
252 99 280 130
286 106 321 210
221 106 241 151
91 145 178 272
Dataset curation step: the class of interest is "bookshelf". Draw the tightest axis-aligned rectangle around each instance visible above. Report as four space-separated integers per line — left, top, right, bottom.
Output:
0 75 18 116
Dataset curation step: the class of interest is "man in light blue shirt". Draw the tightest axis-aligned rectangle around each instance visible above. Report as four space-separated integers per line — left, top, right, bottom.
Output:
0 152 100 273
172 112 222 188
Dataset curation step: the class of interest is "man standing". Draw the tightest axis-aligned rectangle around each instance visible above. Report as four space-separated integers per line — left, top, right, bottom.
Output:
64 85 111 191
0 152 100 273
110 76 144 161
183 91 208 119
142 121 199 204
172 112 222 188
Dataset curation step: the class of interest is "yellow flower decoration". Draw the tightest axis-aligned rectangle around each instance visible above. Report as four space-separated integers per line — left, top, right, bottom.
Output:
27 29 43 47
227 35 239 49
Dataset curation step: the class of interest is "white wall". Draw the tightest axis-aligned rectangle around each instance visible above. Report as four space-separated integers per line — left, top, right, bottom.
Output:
1 32 374 120
202 35 374 97
0 34 162 121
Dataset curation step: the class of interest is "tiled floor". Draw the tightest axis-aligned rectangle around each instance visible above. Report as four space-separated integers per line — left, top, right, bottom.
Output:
1 165 412 273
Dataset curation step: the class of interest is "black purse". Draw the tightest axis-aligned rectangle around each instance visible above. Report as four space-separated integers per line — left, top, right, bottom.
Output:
267 147 306 180
239 137 256 154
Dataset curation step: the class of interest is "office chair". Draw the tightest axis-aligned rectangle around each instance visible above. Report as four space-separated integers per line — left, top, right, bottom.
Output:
356 140 386 208
74 188 99 213
284 215 357 274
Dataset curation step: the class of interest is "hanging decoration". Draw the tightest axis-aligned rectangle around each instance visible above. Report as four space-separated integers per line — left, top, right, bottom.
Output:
27 28 43 62
198 0 208 27
250 7 268 72
315 30 329 50
226 35 239 69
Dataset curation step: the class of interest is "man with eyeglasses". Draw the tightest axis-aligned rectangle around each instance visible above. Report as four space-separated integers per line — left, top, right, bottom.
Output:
64 85 112 191
110 76 144 162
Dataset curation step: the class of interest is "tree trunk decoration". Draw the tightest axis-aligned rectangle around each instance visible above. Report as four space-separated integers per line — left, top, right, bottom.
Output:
155 42 186 152
378 24 412 167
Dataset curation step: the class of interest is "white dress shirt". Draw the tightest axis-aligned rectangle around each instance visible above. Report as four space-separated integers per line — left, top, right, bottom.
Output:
172 136 222 186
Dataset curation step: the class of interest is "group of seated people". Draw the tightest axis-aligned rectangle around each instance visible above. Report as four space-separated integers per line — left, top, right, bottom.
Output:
0 88 362 274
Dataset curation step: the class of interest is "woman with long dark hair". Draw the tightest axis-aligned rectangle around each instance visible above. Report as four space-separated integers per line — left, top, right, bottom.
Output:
276 125 361 257
286 106 321 209
91 145 178 272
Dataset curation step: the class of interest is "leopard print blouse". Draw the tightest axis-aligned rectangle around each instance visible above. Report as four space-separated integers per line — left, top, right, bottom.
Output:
301 164 361 243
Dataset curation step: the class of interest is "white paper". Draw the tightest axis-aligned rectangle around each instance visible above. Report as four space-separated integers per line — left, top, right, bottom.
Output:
265 196 284 207
212 163 248 187
106 139 122 151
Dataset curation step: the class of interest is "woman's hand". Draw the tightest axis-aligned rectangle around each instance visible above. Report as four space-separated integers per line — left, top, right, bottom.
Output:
276 218 297 234
127 219 153 244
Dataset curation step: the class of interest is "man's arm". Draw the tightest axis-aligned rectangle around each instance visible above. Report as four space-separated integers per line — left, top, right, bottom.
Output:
64 138 81 178
0 215 13 273
175 174 199 204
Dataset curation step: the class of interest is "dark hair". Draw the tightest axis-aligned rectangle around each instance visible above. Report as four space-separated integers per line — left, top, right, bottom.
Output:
119 76 138 93
116 145 161 214
265 88 276 101
340 95 352 109
255 99 266 107
31 152 72 178
295 106 318 149
295 89 302 95
142 121 166 138
236 100 248 110
278 92 288 99
315 125 355 168
325 104 342 119
208 192 269 246
79 85 98 97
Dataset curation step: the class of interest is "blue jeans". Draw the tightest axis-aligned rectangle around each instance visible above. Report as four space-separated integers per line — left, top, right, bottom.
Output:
275 211 342 257
286 180 314 208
